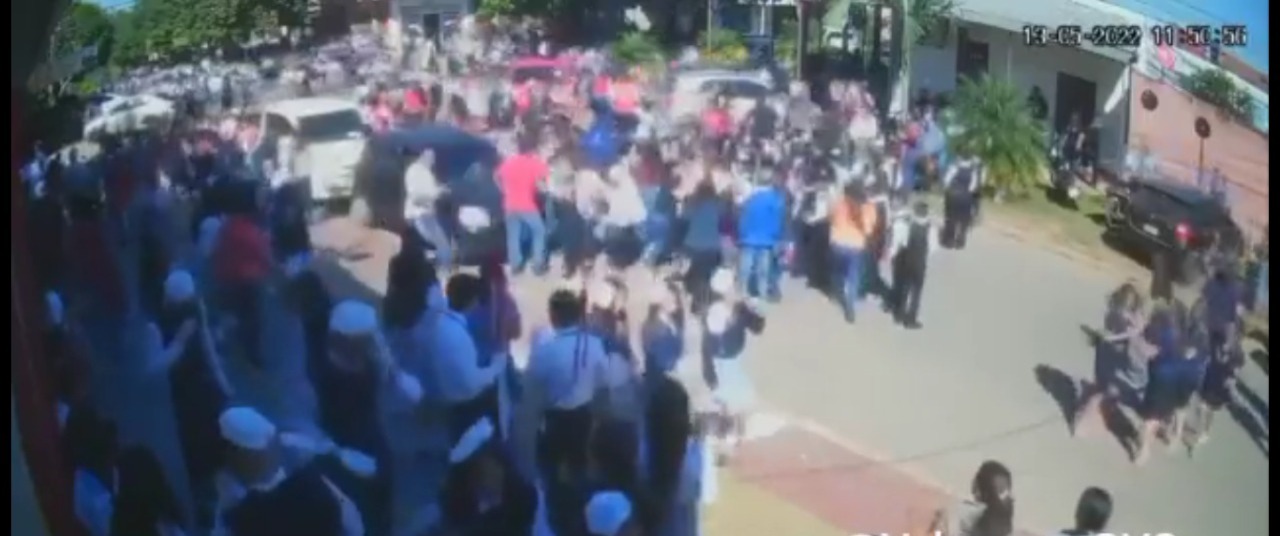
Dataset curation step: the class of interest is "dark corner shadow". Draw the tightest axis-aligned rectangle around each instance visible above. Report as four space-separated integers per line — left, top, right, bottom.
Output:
1228 380 1270 458
1099 229 1153 269
1034 364 1080 430
308 251 384 307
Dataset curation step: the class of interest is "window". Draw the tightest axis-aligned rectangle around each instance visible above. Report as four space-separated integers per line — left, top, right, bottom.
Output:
297 110 364 142
264 113 294 139
721 80 769 99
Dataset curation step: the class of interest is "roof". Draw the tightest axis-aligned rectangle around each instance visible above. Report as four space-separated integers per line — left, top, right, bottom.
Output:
264 97 359 118
954 0 1134 63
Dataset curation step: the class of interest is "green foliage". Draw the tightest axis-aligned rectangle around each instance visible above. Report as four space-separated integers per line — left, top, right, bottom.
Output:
108 0 304 67
699 28 748 64
52 2 115 65
906 0 955 46
612 31 663 68
477 0 519 17
949 75 1047 198
775 18 800 70
1182 68 1256 122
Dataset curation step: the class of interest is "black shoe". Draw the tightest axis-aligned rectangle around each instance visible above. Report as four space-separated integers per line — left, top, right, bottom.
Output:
842 304 856 324
904 320 923 330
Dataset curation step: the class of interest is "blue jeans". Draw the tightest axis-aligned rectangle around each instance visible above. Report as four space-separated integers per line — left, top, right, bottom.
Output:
831 246 866 317
413 213 453 269
505 211 547 271
738 245 780 299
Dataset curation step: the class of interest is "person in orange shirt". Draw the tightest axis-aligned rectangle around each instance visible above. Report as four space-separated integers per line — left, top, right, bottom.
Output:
828 182 879 323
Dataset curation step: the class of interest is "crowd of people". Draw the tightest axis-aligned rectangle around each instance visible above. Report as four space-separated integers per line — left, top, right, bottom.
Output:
17 15 1269 536
1072 249 1267 465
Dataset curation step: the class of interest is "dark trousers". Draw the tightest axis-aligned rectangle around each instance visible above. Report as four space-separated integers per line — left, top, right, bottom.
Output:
684 248 722 315
538 405 594 483
941 194 973 249
891 257 926 325
222 280 264 368
447 382 502 444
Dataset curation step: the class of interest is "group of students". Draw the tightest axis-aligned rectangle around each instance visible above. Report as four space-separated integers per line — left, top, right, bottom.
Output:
22 98 752 535
1072 260 1256 465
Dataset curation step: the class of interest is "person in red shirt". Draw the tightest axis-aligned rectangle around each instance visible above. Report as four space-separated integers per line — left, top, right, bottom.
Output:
495 136 549 275
212 183 272 368
701 92 734 156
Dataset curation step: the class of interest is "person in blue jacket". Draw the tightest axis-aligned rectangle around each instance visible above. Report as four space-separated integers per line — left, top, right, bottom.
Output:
582 100 623 171
736 169 788 302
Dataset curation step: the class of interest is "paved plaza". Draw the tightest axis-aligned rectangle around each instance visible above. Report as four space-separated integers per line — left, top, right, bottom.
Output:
305 216 1269 536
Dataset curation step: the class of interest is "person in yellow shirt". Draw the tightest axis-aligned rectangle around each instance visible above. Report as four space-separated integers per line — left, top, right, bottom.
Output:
829 183 879 323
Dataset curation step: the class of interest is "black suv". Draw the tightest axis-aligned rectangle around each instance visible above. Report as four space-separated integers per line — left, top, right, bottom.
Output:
1104 177 1243 285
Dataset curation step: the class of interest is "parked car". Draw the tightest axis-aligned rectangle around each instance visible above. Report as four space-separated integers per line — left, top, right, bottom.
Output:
666 68 780 126
260 97 368 202
1104 177 1244 285
350 124 503 265
83 93 176 139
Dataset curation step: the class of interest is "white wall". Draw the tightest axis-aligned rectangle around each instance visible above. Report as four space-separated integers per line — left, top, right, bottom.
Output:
909 22 1131 165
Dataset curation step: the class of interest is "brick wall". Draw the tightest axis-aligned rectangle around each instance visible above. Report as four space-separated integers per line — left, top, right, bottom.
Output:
1128 72 1270 238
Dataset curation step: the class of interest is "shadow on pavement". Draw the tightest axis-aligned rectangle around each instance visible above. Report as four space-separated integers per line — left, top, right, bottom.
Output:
1229 381 1270 458
1034 364 1080 430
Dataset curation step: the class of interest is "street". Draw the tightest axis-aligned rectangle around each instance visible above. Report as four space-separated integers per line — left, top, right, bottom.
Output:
304 216 1270 536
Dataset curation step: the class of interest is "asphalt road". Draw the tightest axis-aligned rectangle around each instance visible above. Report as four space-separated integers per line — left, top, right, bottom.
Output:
307 216 1270 536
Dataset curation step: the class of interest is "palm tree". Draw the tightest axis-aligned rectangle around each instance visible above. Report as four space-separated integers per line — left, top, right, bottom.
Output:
949 75 1047 199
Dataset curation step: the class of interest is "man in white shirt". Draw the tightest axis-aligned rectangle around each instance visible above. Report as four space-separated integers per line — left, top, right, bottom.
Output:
526 289 612 482
425 273 507 441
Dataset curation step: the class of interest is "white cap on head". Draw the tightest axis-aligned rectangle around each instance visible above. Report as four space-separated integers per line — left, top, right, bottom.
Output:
164 270 197 303
45 291 64 326
709 268 735 296
219 406 277 450
448 417 495 465
705 301 733 335
585 491 633 536
329 300 378 336
588 280 616 309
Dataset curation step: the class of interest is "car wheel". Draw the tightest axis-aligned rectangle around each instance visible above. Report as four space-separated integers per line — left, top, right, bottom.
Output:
1177 251 1206 288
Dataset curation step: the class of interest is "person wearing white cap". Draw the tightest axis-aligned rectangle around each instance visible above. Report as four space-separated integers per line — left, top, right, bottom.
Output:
438 417 540 535
310 298 428 534
585 490 641 536
526 289 613 483
702 297 765 462
149 268 233 529
215 406 366 536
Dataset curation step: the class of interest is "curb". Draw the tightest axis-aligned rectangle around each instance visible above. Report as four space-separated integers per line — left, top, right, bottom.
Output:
746 407 1040 536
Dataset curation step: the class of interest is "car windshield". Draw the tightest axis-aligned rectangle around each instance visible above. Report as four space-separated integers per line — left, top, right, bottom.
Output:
297 110 364 142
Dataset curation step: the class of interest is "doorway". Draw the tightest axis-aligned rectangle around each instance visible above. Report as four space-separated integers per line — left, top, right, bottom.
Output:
1054 72 1097 133
955 28 989 83
422 13 441 42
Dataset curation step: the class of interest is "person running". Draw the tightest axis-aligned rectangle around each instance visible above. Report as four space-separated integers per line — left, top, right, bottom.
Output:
1188 323 1245 455
702 291 765 464
1074 282 1147 437
888 200 934 329
828 182 878 323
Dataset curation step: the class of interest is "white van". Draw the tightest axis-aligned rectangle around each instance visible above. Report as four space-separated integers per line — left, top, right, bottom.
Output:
261 97 367 201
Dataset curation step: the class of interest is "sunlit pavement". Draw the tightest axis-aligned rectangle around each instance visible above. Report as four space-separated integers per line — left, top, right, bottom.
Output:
312 214 1269 536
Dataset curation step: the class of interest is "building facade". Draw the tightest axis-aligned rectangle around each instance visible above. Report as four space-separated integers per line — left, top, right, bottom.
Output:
390 0 471 37
908 13 1133 167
